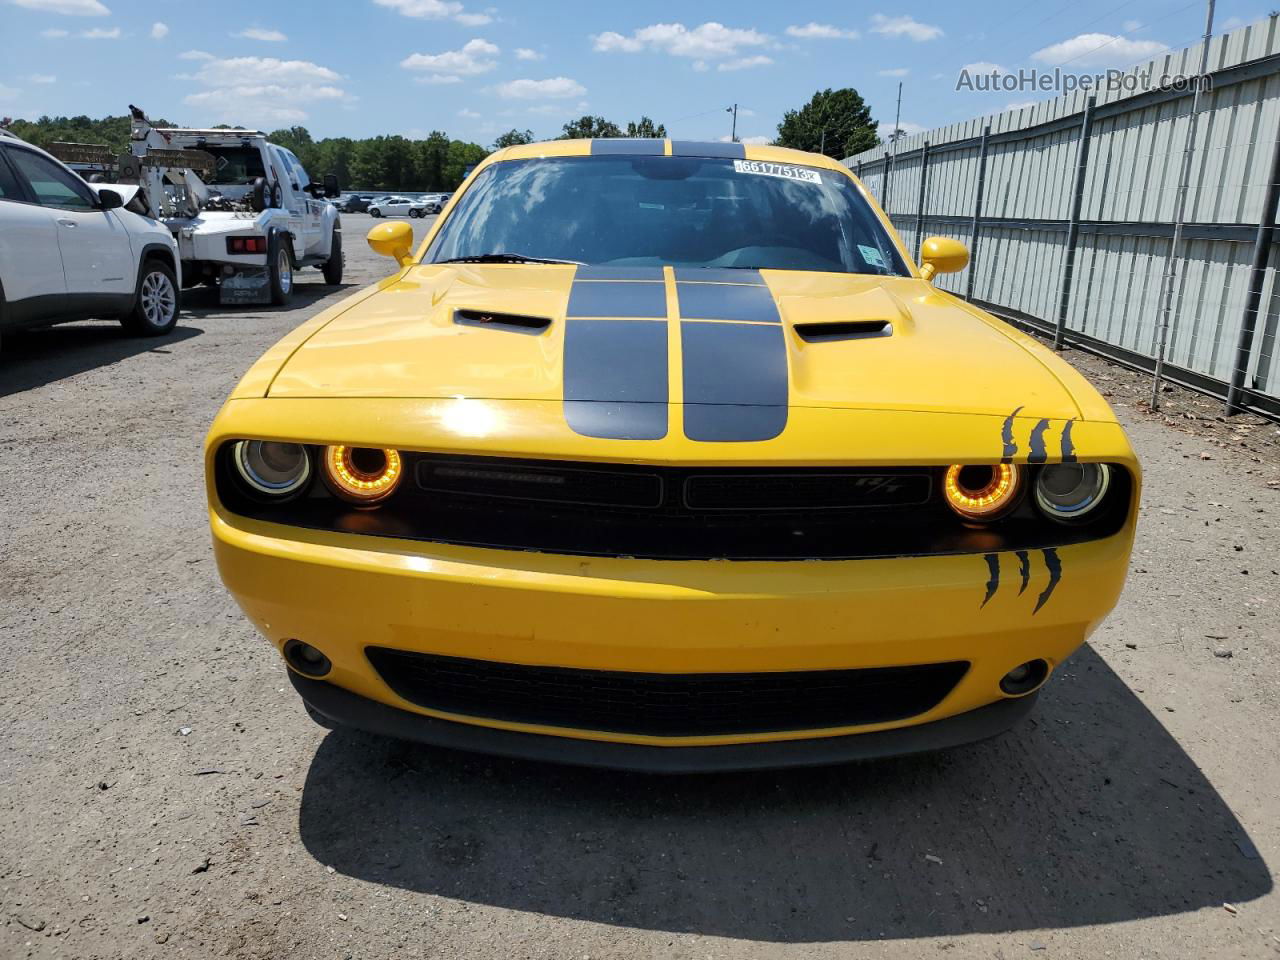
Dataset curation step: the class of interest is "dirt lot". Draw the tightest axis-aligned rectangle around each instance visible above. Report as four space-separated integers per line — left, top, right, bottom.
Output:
1 214 1277 960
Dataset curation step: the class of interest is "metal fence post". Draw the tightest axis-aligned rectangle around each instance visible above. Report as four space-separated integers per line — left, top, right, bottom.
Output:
965 124 991 302
1225 120 1280 414
914 141 930 256
856 160 863 181
883 151 893 213
1053 95 1096 351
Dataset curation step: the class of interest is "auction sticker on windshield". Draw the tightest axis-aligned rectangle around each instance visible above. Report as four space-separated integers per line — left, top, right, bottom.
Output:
732 160 822 184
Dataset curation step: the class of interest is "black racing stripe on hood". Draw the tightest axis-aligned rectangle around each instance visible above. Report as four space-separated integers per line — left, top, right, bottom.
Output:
673 267 766 285
590 138 665 155
681 321 788 442
671 140 745 159
564 318 668 440
676 280 781 324
575 266 664 281
566 280 667 318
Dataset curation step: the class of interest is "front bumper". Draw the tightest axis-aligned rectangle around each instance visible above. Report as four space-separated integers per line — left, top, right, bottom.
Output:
291 670 1039 772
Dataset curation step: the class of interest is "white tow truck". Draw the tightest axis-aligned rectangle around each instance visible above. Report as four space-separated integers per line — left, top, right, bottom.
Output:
121 107 343 306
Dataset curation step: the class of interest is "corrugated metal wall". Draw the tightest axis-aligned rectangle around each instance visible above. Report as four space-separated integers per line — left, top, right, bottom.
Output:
845 16 1280 417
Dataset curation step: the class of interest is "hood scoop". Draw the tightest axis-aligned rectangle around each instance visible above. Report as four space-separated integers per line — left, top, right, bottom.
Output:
793 319 892 342
453 308 552 334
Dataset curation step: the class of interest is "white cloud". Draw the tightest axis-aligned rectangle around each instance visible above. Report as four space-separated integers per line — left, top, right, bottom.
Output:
235 27 287 42
515 47 543 60
178 49 213 60
373 0 491 26
0 84 19 101
28 73 56 83
492 76 585 99
40 27 69 36
400 38 499 81
720 134 771 145
961 61 1007 74
80 26 119 38
1122 19 1142 32
878 67 909 77
9 0 108 15
717 55 772 71
1006 100 1037 111
458 107 481 119
183 56 348 125
785 22 858 40
878 120 926 139
869 14 943 41
149 21 167 39
1031 32 1169 67
592 22 769 60
415 75 463 85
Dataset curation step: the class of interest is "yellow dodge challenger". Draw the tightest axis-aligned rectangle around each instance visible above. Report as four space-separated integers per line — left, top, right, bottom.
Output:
205 139 1140 771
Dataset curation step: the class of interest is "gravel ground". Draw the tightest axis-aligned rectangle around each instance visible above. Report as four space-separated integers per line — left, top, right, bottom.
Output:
1 213 1277 960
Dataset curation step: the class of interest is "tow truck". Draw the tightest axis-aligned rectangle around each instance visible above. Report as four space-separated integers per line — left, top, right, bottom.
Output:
50 107 344 306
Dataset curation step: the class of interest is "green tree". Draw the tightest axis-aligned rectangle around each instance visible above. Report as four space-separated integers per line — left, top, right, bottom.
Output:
557 116 622 139
444 140 488 188
492 128 535 149
415 131 451 190
625 116 667 138
775 88 878 160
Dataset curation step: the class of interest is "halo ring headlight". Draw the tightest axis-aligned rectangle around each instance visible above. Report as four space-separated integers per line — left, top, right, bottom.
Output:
943 463 1022 521
323 445 403 505
1035 463 1111 521
233 440 311 497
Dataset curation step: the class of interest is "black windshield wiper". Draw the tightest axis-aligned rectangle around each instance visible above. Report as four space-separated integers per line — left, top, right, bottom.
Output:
439 253 583 265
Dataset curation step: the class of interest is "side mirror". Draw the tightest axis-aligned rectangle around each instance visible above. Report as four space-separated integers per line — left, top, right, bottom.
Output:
323 173 340 198
367 221 414 266
96 188 124 210
919 236 969 281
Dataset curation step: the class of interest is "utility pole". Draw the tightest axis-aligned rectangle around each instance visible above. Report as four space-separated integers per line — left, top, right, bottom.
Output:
727 104 738 143
820 128 826 155
1151 0 1215 410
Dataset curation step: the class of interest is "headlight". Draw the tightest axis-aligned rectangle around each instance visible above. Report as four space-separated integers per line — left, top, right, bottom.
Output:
232 440 311 497
1035 463 1111 521
323 445 403 505
943 463 1022 521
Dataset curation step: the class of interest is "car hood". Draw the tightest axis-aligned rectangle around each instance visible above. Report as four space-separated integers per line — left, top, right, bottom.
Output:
267 264 1083 422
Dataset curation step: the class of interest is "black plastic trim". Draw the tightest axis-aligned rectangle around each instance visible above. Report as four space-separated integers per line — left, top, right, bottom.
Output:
289 670 1039 772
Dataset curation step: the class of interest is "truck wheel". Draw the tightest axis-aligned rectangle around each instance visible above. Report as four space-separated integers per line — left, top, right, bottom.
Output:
120 259 179 336
322 229 344 285
268 234 294 306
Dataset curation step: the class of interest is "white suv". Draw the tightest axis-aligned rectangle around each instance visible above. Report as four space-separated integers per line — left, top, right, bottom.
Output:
0 130 181 338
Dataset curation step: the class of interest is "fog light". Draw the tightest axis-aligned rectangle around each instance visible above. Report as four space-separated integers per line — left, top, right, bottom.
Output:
323 445 402 505
1035 463 1111 521
232 440 311 497
1000 659 1049 696
943 463 1022 521
283 639 331 677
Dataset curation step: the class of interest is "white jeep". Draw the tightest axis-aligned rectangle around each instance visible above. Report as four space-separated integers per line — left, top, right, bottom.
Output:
127 111 343 306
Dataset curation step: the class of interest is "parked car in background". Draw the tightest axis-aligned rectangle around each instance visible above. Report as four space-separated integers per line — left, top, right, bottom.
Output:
341 195 374 213
0 128 181 339
408 193 449 217
367 196 415 218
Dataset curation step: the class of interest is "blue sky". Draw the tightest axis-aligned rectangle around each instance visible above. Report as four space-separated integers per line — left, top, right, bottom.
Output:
0 0 1266 146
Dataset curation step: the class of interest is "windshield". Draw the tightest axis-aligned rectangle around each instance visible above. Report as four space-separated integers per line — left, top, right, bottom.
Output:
204 146 267 186
426 155 908 276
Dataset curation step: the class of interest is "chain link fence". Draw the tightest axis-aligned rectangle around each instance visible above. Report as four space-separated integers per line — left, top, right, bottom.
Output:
845 17 1280 421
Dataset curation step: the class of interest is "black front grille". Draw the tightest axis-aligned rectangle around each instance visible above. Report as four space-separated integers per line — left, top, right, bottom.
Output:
365 648 970 736
217 449 1132 560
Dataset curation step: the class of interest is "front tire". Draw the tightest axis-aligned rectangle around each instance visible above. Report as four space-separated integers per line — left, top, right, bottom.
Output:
120 259 179 336
370 208 383 218
322 229 344 285
268 234 294 306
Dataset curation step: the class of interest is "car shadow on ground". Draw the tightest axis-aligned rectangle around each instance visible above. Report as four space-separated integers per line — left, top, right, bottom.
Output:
0 322 203 397
177 281 356 320
297 644 1271 943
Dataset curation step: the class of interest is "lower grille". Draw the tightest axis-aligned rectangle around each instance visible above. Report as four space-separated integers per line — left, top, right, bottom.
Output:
365 648 969 737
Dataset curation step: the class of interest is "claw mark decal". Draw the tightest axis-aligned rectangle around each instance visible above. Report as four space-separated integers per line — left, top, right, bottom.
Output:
1028 419 1051 464
1033 548 1062 614
1015 550 1031 595
1000 406 1024 463
981 553 1000 608
1060 419 1077 463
